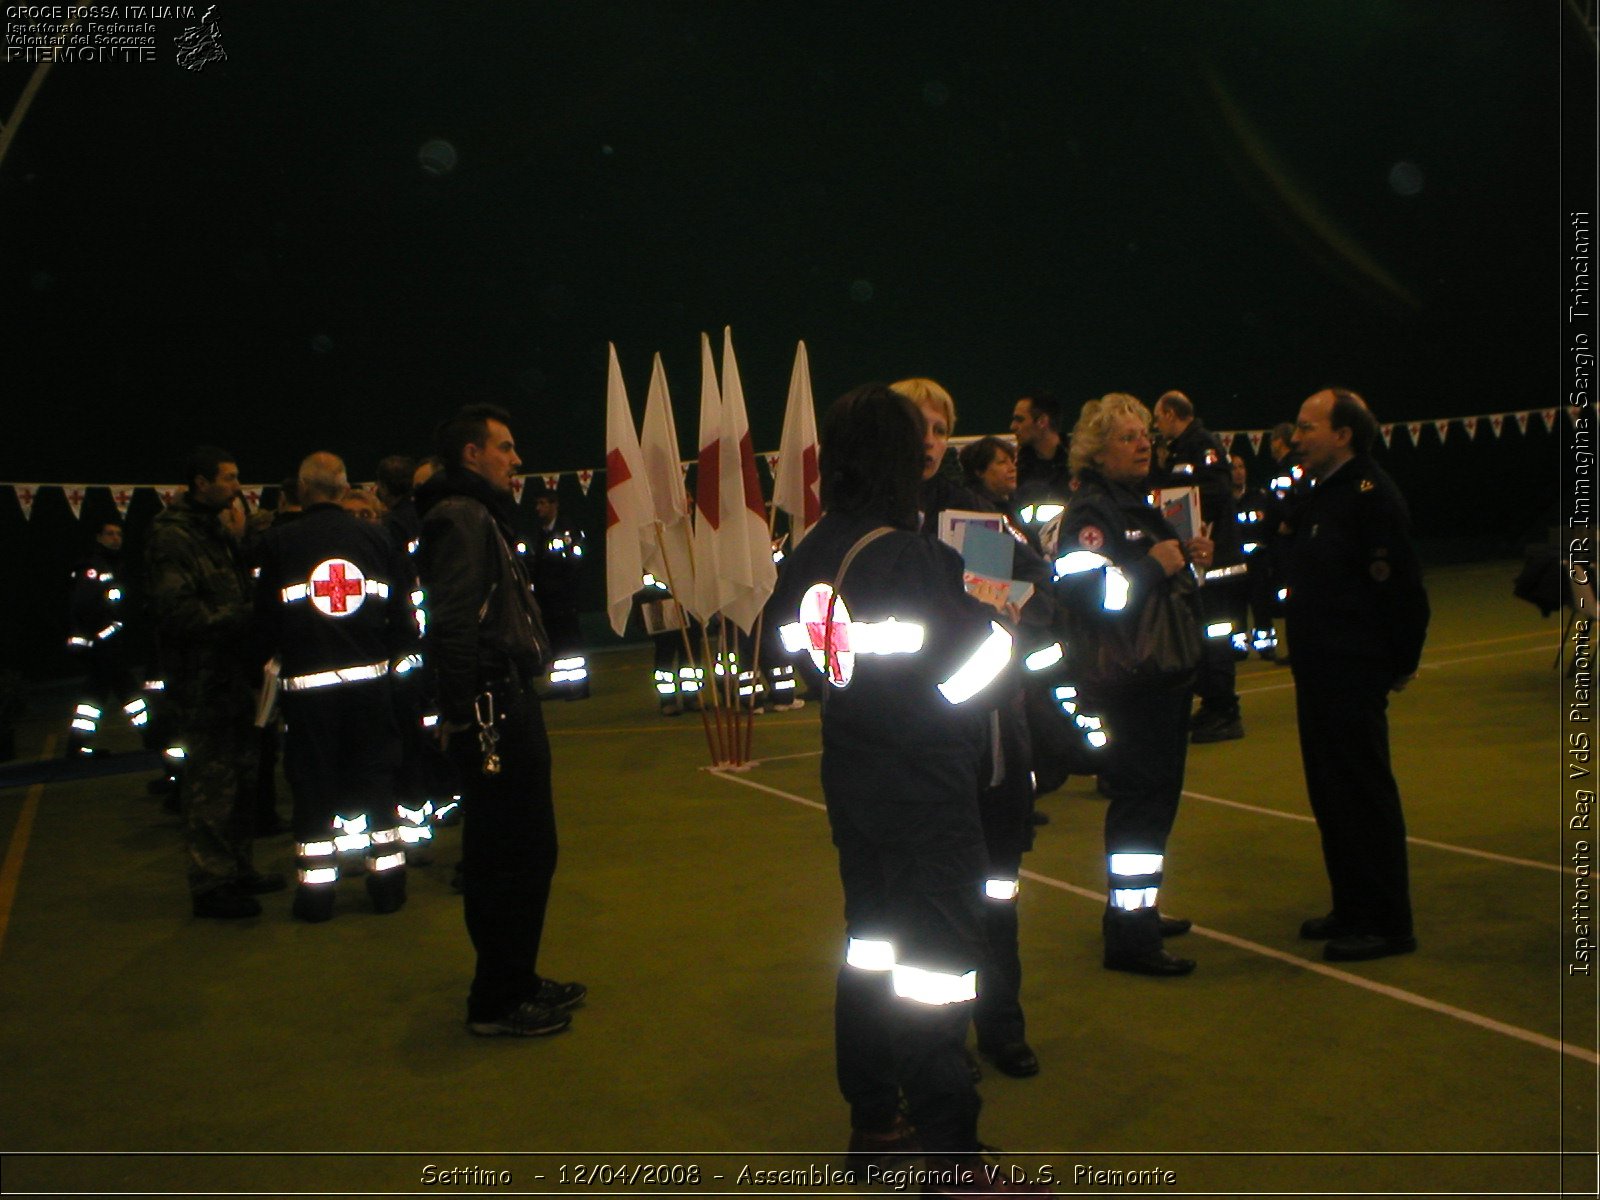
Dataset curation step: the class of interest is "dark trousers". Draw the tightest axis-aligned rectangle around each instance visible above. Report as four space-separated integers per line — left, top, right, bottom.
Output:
282 685 400 841
974 847 1024 1051
1096 682 1191 863
828 785 985 1153
448 682 560 1023
1293 667 1414 938
175 704 257 896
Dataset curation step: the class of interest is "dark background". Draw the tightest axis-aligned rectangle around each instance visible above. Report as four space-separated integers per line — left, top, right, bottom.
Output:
0 1 1592 677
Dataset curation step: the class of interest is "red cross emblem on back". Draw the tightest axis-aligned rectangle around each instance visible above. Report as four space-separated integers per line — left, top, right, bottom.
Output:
799 583 854 686
309 558 366 617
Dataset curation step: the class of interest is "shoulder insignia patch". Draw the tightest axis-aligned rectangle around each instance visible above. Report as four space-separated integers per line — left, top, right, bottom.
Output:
1078 525 1106 551
1370 560 1391 582
1359 478 1375 493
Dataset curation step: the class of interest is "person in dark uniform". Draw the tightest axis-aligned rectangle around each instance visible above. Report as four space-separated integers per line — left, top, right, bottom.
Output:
1054 394 1213 977
64 521 150 756
255 452 420 922
767 385 1041 1192
416 404 585 1038
1262 423 1309 665
529 487 590 700
1230 454 1279 660
1285 388 1429 963
1150 391 1244 742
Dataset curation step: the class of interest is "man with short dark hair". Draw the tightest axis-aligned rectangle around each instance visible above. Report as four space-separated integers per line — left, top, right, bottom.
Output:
1150 390 1245 741
1286 388 1429 963
147 446 284 919
1009 390 1070 504
416 404 585 1036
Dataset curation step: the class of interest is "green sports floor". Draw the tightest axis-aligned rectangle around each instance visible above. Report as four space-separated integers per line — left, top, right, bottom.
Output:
0 560 1592 1198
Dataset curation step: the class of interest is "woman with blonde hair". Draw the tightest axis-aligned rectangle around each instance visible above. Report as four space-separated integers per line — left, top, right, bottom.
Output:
1054 393 1212 977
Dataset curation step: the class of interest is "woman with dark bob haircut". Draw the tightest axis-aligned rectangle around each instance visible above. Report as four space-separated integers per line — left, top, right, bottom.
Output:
765 385 1041 1189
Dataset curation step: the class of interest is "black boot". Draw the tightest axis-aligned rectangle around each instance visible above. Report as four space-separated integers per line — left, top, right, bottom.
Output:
1103 907 1196 976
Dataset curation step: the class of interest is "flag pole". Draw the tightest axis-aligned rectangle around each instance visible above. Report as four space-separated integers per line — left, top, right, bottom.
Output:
654 520 719 766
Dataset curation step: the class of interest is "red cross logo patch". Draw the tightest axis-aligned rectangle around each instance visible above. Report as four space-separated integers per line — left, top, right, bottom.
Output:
799 583 855 687
1078 525 1106 552
309 558 366 617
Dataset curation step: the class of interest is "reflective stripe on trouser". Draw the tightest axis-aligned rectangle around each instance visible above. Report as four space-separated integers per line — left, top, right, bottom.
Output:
396 801 434 847
296 839 339 887
366 826 406 874
332 812 371 854
654 669 677 697
549 656 588 685
1107 851 1162 911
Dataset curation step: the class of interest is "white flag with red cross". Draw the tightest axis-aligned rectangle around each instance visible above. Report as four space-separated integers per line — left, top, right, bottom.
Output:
718 328 776 634
689 333 729 623
640 351 696 601
772 339 822 549
604 344 655 636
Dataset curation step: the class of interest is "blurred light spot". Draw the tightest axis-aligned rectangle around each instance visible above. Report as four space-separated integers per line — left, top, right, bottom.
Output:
921 80 949 107
418 139 458 176
849 279 874 303
1388 161 1423 196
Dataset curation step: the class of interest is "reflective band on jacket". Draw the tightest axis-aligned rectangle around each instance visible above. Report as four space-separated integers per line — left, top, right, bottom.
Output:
1052 550 1129 611
282 660 392 692
298 866 338 886
281 579 390 603
892 964 977 1005
369 851 406 873
298 841 336 859
1023 642 1063 672
844 937 895 972
1203 564 1249 582
937 622 1013 704
985 878 1020 901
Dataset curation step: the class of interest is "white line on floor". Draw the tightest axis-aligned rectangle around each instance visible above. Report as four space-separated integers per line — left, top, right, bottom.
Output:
705 768 1598 1068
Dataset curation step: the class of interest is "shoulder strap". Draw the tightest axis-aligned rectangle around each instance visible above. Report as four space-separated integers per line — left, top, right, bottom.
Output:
821 526 896 683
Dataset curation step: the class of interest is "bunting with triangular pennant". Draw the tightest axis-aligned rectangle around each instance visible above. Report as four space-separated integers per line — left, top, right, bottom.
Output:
1379 424 1393 448
577 470 594 495
64 486 86 519
1461 417 1478 439
508 476 525 504
542 474 560 493
157 487 179 508
1542 409 1558 433
111 487 135 517
15 485 37 520
1247 431 1263 455
1515 412 1530 435
1489 415 1503 438
1433 420 1451 443
1406 422 1423 445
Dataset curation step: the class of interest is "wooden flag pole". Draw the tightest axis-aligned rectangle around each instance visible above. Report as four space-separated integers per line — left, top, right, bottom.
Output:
653 521 718 766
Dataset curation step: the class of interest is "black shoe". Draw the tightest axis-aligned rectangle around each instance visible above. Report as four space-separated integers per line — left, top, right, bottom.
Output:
1104 946 1196 976
1324 933 1417 962
981 1041 1040 1078
1191 715 1243 743
237 870 286 895
467 1001 572 1037
366 870 407 915
842 1112 921 1182
1188 708 1221 732
531 978 587 1012
1157 913 1192 937
193 887 261 920
1299 913 1354 940
1029 810 1050 826
291 884 336 923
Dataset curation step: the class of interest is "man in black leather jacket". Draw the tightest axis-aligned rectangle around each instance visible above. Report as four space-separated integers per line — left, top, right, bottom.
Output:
416 404 586 1037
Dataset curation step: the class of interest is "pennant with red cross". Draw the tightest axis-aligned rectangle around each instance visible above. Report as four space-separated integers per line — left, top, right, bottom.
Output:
242 487 262 511
1514 411 1530 435
1405 422 1423 445
14 485 37 520
1433 420 1451 444
1488 415 1504 439
1247 430 1263 455
111 486 135 517
541 474 560 493
508 475 525 504
64 486 86 519
157 487 179 508
1541 409 1558 433
764 452 780 477
1379 424 1393 448
1461 417 1478 439
577 469 594 495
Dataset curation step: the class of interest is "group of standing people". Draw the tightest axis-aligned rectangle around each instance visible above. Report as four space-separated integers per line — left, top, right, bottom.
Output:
766 380 1429 1190
129 409 585 1038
